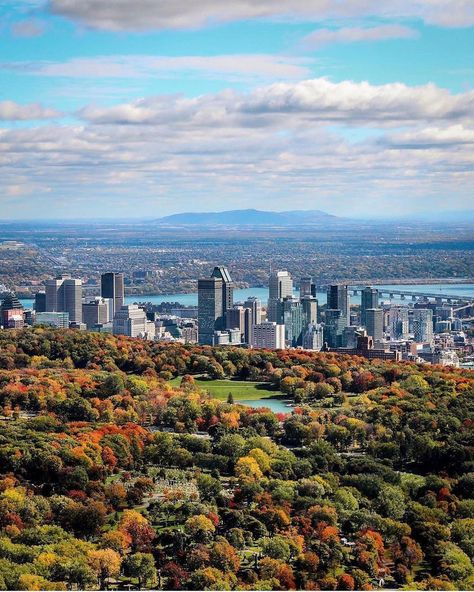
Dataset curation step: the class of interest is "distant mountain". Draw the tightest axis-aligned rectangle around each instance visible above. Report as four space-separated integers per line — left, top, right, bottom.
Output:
154 209 339 226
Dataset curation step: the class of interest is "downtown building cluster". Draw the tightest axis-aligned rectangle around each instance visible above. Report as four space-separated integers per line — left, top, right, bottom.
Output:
1 266 472 367
197 268 471 367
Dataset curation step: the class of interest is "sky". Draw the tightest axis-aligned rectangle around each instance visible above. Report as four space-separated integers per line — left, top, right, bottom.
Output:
0 0 473 219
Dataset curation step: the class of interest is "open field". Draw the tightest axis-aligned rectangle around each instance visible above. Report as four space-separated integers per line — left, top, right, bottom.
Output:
168 377 282 401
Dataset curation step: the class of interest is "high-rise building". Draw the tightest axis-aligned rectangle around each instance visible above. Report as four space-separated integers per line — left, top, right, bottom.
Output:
198 276 223 345
34 292 46 313
324 309 346 347
226 305 245 343
300 277 313 298
243 297 262 344
365 308 384 343
412 308 434 343
361 287 379 326
268 271 293 322
389 306 409 340
302 296 318 325
211 266 234 316
1 293 24 329
113 304 155 339
45 274 82 324
302 323 323 350
252 322 285 350
327 285 350 326
101 273 124 320
282 297 305 347
82 297 110 330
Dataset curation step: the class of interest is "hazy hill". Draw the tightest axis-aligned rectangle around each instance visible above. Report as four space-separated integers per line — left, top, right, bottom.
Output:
154 208 339 226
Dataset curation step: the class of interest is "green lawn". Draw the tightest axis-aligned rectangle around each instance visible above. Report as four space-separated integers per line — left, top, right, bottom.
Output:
168 377 282 401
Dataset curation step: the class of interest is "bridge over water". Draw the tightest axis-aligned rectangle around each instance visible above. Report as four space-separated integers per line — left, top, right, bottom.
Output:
348 286 473 303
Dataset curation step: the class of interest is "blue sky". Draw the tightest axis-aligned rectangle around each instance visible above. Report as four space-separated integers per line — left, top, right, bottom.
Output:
0 1 473 219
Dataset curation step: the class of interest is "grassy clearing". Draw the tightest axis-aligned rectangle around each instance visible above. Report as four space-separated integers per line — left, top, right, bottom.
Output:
168 377 282 401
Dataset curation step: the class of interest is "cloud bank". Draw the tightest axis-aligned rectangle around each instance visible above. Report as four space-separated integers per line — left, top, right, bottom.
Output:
0 77 472 216
49 0 474 30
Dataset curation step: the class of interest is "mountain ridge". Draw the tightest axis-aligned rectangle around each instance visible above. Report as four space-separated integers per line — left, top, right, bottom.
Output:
154 208 339 226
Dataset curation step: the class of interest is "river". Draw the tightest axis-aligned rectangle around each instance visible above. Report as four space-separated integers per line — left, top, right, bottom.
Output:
19 282 474 310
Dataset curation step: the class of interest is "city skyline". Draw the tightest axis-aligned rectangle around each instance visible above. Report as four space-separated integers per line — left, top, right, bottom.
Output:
1 1 473 219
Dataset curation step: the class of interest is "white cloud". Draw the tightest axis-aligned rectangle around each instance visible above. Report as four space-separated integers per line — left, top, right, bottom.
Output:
302 25 418 48
7 54 312 81
0 100 60 120
0 77 472 217
49 0 474 30
78 78 474 126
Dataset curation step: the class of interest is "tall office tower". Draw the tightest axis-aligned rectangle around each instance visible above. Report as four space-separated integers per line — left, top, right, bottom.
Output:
45 274 83 324
302 296 318 325
412 308 434 343
302 323 323 351
101 273 124 320
252 322 285 350
327 285 350 326
34 292 46 313
365 308 384 343
361 287 379 326
63 278 82 324
324 309 346 347
113 304 154 339
1 293 24 329
268 271 293 322
300 277 313 297
389 306 409 340
240 298 261 344
226 305 245 343
211 266 234 316
198 277 223 345
82 297 110 330
282 297 305 347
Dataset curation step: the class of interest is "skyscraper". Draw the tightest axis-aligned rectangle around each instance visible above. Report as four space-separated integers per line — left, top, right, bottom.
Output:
198 276 223 345
211 266 234 316
365 308 384 343
412 308 434 343
324 309 346 347
226 305 245 343
301 296 318 325
243 297 262 344
282 297 305 347
82 297 110 330
101 273 124 320
327 285 350 327
268 271 293 322
45 274 83 324
34 292 46 313
389 306 409 340
300 276 313 298
361 287 379 326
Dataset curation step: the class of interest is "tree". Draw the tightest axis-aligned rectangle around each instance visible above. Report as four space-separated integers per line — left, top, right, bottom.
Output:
235 456 263 483
124 553 157 588
184 514 216 542
209 539 241 573
118 510 155 552
88 549 121 589
260 536 292 562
